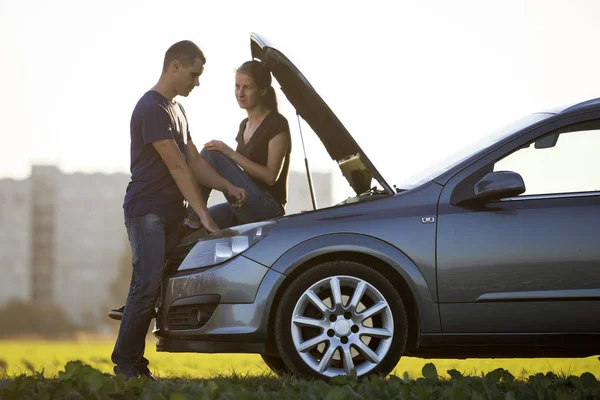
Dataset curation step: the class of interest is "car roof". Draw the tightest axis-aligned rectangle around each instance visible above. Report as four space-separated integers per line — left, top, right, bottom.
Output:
547 97 600 115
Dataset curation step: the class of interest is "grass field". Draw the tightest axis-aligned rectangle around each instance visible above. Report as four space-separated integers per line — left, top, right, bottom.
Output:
1 339 598 379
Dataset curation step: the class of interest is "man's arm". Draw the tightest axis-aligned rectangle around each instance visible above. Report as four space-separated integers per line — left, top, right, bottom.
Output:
186 139 232 191
152 138 220 232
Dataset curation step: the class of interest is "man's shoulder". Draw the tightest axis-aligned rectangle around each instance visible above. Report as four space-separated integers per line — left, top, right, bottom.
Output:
134 91 169 115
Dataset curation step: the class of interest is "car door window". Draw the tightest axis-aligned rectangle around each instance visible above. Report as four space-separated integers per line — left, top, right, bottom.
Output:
493 122 600 196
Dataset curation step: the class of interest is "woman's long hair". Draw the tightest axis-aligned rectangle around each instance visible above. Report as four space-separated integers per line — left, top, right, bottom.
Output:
237 60 278 112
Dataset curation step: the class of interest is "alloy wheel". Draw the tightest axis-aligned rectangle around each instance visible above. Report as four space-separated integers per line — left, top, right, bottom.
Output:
290 275 394 377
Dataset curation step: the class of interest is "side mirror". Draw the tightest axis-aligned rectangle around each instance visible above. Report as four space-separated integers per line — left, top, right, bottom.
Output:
473 171 525 202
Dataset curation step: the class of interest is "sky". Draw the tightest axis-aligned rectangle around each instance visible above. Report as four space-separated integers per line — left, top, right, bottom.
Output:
2 0 600 202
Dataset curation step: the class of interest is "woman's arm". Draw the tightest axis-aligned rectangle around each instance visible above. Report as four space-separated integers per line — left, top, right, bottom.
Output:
204 132 289 186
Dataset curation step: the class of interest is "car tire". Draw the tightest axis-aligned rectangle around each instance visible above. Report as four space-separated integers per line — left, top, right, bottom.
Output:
274 261 408 379
259 354 292 376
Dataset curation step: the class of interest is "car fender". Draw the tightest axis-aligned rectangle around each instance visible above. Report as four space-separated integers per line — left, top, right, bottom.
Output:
269 233 441 333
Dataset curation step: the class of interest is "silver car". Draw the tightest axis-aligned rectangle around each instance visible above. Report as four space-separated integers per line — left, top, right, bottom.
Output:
154 33 600 379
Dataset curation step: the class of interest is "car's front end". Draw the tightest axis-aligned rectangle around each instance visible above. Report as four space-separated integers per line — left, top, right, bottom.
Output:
154 221 285 354
153 188 404 355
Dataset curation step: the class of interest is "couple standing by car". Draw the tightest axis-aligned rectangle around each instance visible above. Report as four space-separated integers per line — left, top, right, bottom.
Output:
111 40 292 379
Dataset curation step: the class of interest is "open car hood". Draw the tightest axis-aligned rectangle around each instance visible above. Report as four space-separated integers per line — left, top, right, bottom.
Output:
250 33 393 195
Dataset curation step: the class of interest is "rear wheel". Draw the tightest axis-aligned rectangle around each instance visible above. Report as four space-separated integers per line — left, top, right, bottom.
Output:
259 354 292 376
274 261 408 379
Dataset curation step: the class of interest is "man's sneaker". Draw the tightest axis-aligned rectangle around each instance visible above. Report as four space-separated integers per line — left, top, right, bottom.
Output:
108 305 125 321
139 370 158 381
114 367 158 380
107 305 157 321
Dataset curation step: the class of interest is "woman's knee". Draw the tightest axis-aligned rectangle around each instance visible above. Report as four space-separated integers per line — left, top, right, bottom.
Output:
201 148 238 168
200 148 225 162
199 147 210 158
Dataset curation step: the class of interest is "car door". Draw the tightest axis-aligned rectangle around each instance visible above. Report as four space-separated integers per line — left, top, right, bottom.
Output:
436 115 600 333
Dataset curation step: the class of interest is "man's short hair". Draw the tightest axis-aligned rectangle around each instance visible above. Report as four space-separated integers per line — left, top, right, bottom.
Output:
162 40 206 73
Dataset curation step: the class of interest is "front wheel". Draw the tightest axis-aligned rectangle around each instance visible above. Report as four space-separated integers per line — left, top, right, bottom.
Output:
274 261 408 379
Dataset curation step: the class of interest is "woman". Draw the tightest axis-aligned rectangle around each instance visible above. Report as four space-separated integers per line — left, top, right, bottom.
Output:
183 59 292 232
108 61 291 321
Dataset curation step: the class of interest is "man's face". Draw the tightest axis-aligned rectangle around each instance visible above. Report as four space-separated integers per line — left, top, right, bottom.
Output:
173 57 204 97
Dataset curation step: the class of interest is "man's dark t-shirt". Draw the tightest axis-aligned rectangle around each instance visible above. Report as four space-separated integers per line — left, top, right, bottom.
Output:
123 90 191 226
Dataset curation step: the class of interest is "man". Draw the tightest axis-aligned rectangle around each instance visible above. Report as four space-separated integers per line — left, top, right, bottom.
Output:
112 40 246 379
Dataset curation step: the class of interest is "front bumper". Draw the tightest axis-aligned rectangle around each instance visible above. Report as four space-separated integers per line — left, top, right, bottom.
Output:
154 254 285 354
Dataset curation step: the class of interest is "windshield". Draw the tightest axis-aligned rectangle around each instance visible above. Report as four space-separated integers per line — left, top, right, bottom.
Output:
395 113 554 189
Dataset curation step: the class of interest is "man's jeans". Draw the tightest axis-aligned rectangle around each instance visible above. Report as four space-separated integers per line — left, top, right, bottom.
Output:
111 214 180 376
188 148 284 229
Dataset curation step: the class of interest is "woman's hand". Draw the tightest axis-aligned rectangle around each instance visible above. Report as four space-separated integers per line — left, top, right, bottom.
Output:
204 140 234 158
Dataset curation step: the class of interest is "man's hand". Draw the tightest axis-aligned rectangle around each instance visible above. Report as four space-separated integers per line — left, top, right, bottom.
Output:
204 140 234 158
198 211 220 233
226 185 247 208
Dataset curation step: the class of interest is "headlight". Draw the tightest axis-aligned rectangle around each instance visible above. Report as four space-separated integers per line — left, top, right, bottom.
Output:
178 221 276 271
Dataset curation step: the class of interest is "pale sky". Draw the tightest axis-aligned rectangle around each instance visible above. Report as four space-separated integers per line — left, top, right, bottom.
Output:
2 0 600 202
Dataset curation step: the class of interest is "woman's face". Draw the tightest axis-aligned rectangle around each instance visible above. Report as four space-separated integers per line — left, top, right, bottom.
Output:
235 72 263 109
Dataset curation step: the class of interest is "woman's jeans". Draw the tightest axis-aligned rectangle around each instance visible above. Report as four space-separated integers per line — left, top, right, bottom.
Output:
186 148 284 229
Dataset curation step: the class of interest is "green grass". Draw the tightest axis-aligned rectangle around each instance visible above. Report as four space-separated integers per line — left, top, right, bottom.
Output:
2 359 599 400
1 339 598 380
